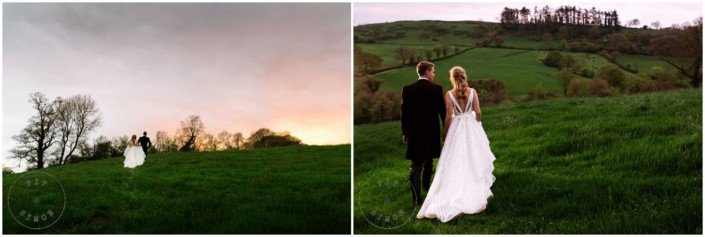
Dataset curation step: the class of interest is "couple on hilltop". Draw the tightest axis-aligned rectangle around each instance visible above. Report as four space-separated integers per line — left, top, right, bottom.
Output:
401 61 496 223
123 132 152 168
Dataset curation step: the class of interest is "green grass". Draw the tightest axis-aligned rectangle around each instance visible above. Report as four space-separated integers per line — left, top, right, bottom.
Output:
3 145 350 234
376 47 564 97
614 54 678 74
354 89 702 234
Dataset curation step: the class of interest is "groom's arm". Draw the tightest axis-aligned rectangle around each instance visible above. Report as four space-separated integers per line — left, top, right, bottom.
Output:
400 86 409 143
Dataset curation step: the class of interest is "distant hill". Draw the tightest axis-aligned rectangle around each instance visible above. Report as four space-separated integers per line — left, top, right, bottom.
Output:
355 20 680 98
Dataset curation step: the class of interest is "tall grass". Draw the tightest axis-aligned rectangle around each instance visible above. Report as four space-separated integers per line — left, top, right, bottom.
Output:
4 145 350 234
354 89 702 234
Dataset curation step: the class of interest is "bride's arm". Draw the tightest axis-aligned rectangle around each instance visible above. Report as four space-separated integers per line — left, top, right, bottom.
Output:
443 93 454 140
472 89 482 122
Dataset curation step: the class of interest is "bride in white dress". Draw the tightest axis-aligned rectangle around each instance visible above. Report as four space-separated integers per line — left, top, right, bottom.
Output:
124 135 146 168
416 66 496 223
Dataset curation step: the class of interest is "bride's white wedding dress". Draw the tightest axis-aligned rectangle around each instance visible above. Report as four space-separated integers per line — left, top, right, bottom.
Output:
416 89 496 223
123 143 145 168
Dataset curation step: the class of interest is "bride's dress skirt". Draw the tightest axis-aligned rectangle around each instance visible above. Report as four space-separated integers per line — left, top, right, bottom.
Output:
416 111 496 223
123 146 145 168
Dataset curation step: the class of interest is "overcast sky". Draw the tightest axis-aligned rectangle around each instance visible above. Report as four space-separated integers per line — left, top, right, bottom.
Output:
3 3 351 168
354 2 702 27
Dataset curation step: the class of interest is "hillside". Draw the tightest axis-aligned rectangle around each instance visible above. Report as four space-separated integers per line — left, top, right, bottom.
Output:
355 20 681 98
354 89 702 234
3 145 350 234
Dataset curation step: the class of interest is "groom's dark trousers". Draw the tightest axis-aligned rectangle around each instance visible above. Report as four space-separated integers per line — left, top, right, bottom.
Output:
401 79 446 205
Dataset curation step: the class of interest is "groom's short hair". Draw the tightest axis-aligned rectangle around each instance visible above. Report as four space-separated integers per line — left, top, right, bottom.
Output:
417 61 435 76
143 131 147 136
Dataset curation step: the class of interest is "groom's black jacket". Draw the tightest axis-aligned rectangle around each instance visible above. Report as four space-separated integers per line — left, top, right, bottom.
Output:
138 136 151 152
401 79 446 161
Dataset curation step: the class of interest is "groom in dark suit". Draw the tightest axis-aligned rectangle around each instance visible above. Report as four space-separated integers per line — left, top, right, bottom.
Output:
138 131 152 159
401 61 446 205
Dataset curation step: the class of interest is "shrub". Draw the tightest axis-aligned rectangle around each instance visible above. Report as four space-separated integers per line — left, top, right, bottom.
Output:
556 68 574 95
354 75 401 124
542 51 563 68
567 79 591 97
588 78 610 97
596 64 627 91
579 67 596 78
468 78 506 105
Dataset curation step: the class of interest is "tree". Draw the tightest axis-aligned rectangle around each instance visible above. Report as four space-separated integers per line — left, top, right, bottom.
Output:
196 132 217 152
433 45 443 58
110 135 129 158
10 92 61 169
647 17 702 87
54 95 102 166
588 25 602 40
557 68 574 95
628 18 640 28
176 115 204 152
441 44 449 56
155 130 177 152
232 132 244 150
394 46 410 65
425 50 433 60
354 46 382 73
650 21 661 29
605 33 631 53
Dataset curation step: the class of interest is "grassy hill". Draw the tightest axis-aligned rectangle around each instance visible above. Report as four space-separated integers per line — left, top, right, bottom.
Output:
354 89 702 234
3 145 350 234
356 20 680 98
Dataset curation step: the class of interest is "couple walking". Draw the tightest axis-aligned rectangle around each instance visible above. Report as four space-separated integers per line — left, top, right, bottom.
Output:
401 61 496 223
123 131 152 168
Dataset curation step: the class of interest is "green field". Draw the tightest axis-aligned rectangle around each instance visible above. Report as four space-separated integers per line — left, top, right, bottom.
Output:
354 89 702 234
376 47 564 97
614 54 678 74
3 145 350 234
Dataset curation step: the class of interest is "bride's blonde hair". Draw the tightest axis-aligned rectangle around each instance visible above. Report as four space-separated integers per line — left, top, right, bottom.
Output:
449 66 469 99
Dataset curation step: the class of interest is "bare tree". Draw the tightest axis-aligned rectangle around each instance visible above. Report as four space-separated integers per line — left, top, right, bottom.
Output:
232 132 244 150
648 17 702 87
196 132 217 152
10 92 61 169
176 115 204 152
155 130 178 152
54 95 102 165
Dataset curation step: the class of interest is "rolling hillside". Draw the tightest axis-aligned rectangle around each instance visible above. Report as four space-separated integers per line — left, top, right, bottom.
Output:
3 145 350 234
356 20 680 98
